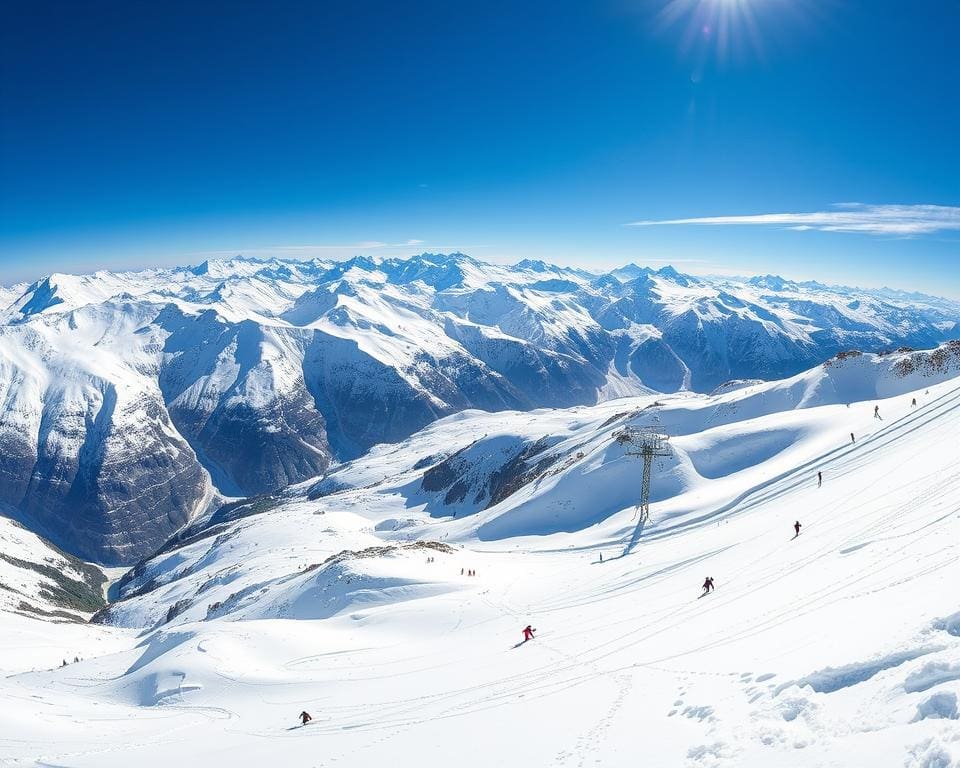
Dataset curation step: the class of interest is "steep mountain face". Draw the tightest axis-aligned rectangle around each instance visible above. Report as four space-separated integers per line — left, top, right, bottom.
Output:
0 304 209 564
0 253 957 563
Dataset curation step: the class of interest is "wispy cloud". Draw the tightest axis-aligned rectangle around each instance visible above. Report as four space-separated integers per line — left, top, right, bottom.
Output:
627 203 960 236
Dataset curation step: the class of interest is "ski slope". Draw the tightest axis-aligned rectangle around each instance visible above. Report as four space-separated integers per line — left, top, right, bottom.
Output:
3 253 959 564
2 356 960 767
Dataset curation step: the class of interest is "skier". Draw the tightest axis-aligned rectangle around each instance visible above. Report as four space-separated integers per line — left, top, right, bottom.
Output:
874 405 881 419
817 471 822 488
701 576 714 596
299 711 313 726
599 552 603 563
850 432 855 444
522 625 536 642
911 397 917 407
794 520 801 538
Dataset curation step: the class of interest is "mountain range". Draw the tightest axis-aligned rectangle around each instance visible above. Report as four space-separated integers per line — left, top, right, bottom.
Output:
1 252 957 563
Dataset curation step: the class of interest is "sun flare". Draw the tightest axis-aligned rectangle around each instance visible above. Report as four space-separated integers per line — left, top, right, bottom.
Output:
657 0 768 66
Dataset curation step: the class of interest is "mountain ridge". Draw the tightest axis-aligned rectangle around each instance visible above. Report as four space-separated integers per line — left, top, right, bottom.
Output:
1 253 957 563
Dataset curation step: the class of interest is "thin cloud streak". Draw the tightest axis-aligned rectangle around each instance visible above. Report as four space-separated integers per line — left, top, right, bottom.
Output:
627 203 960 236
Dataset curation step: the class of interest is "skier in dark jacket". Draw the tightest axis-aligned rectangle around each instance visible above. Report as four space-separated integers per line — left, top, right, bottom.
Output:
522 625 536 642
794 521 801 537
817 471 822 488
701 577 715 595
299 711 313 725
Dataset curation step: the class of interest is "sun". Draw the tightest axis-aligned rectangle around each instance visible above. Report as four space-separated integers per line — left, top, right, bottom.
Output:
656 0 768 67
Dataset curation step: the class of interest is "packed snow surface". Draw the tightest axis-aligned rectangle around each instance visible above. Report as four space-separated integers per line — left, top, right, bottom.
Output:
2 351 959 767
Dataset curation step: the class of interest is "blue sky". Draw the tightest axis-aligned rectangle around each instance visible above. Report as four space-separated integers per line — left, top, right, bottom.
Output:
1 1 958 295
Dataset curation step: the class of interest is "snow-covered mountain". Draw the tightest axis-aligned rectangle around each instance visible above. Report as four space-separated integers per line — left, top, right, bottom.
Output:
0 513 106 620
91 341 960 628
1 253 958 563
3 345 959 767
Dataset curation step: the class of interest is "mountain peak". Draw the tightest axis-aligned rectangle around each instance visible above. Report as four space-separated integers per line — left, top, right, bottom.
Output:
748 274 798 292
610 263 655 282
515 259 553 273
189 256 270 277
654 265 697 287
17 275 66 316
413 252 477 266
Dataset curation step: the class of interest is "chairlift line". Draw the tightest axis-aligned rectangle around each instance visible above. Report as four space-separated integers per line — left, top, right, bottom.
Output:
613 426 672 531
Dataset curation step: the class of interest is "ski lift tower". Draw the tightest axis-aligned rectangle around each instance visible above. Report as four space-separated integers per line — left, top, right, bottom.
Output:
614 426 671 525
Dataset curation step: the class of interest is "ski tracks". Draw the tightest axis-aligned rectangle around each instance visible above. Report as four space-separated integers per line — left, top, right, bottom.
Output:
551 673 633 767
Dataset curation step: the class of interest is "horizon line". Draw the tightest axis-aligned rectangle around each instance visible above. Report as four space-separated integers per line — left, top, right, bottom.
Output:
5 251 960 305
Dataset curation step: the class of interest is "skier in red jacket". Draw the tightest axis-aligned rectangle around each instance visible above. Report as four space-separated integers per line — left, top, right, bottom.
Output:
522 625 536 642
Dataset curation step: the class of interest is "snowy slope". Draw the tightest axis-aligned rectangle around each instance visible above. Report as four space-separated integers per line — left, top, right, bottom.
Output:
1 254 958 564
0 514 106 621
2 348 958 767
94 343 960 626
0 505 113 671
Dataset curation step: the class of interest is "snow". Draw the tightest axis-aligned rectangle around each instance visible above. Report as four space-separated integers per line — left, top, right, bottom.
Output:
0 517 94 615
2 254 956 393
2 254 959 564
2 350 960 766
0 611 133 676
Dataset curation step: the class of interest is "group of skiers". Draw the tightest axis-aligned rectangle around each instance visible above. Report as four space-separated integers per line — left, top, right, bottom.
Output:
665 397 922 608
296 394 930 726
